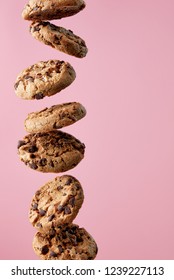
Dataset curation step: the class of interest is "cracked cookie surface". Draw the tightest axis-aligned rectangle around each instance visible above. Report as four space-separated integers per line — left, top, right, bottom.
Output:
33 224 98 260
14 60 76 100
30 21 88 58
18 130 85 173
22 0 86 21
25 102 86 133
29 175 84 232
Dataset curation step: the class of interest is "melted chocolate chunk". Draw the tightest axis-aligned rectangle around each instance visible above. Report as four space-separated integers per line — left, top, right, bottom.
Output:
33 25 40 32
36 223 42 228
57 185 63 191
49 161 54 168
58 245 63 253
49 228 56 239
64 206 71 215
39 158 47 166
41 245 49 255
48 214 55 222
25 75 34 82
30 154 36 159
50 251 57 257
39 209 46 216
32 203 38 210
35 92 44 100
29 163 38 170
65 178 72 185
69 197 75 207
14 81 20 90
57 205 64 213
17 140 26 149
28 146 38 153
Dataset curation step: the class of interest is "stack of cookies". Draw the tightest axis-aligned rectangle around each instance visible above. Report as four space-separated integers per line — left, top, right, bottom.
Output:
15 0 98 260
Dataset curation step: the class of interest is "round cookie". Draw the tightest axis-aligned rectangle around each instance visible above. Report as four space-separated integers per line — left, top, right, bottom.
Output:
33 224 98 260
29 175 84 232
14 60 76 100
22 0 86 21
17 130 85 173
25 102 86 133
30 21 88 58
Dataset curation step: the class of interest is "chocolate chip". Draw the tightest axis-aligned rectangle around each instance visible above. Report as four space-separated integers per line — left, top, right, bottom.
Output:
33 25 40 32
39 209 46 216
41 245 49 255
58 245 63 253
29 163 38 170
49 229 56 239
49 161 54 168
57 205 64 213
55 64 61 73
30 154 36 159
53 122 61 129
17 140 26 149
65 178 72 185
35 190 41 196
28 146 38 153
75 184 80 190
39 158 47 166
50 251 57 258
69 197 75 207
32 203 38 210
35 92 44 100
36 223 42 228
48 214 55 222
64 206 71 215
77 236 83 243
57 185 63 191
66 232 77 245
42 22 49 27
25 75 34 82
36 73 42 79
14 81 20 90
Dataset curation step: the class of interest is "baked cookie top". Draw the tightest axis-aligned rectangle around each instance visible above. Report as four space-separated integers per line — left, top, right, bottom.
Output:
30 21 88 58
33 224 98 260
25 102 86 133
29 175 84 232
22 0 86 21
17 130 85 173
14 60 76 100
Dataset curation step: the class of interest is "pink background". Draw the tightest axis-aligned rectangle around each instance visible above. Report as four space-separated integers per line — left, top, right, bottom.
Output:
1 0 174 259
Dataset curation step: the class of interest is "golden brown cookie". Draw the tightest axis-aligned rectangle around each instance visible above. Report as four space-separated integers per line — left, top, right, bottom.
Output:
29 175 84 232
24 102 86 133
33 224 98 260
14 60 76 100
30 21 88 58
17 130 85 173
22 0 86 21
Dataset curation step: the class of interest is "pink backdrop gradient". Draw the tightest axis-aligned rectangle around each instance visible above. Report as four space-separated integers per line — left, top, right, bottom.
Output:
1 0 174 259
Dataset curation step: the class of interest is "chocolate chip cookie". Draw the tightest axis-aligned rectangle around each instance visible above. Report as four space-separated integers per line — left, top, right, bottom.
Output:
24 102 86 133
33 224 98 260
30 21 88 58
29 175 84 232
22 0 86 21
14 60 76 100
17 130 85 173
